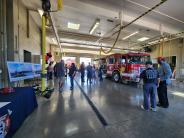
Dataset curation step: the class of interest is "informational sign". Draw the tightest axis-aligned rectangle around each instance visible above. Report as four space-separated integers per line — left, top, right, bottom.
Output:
33 64 41 77
7 62 41 82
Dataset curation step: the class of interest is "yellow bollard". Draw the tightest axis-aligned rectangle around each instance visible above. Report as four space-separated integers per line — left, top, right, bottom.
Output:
41 14 46 93
58 0 63 10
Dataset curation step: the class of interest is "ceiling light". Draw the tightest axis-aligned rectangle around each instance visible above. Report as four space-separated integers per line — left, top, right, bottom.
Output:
122 31 139 40
137 37 149 42
38 9 44 17
67 22 80 30
89 19 100 35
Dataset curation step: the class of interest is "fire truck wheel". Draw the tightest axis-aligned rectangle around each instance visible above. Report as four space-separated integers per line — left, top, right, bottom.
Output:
113 72 120 83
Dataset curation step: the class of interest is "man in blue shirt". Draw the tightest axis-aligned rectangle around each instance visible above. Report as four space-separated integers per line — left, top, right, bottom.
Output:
157 57 172 108
140 61 159 112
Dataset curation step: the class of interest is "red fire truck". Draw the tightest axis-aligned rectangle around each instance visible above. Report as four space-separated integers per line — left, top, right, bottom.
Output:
105 53 150 83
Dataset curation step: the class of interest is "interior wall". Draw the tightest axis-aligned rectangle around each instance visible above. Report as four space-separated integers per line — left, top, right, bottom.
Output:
150 38 184 78
13 0 41 63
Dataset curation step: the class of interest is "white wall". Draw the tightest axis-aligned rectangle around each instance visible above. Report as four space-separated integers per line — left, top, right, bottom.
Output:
150 38 184 78
13 0 51 63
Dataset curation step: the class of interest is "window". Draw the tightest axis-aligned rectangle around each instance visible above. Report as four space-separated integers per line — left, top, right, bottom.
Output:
63 57 76 66
109 58 114 64
80 57 91 65
121 56 126 64
127 56 150 64
24 50 31 62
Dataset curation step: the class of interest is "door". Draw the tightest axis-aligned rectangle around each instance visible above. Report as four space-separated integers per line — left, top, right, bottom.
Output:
24 50 32 62
120 56 126 74
107 57 114 75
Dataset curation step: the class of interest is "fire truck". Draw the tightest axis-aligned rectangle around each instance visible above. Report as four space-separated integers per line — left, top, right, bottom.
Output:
105 53 150 83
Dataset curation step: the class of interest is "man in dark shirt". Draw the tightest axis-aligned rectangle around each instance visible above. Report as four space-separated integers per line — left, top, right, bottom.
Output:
68 63 77 90
79 62 85 83
56 60 65 92
98 64 103 81
86 63 92 84
140 61 159 112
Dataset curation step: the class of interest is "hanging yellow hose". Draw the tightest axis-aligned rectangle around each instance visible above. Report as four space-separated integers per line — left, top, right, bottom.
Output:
169 34 172 63
99 47 102 56
159 37 163 56
101 29 122 54
162 37 164 56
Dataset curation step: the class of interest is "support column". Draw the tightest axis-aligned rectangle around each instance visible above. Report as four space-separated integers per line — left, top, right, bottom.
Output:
0 0 8 88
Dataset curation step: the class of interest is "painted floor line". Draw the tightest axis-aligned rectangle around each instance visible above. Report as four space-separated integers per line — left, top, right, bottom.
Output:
75 80 108 127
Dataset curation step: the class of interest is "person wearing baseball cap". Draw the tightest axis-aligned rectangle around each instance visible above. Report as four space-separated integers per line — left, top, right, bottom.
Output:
157 57 172 108
140 61 159 112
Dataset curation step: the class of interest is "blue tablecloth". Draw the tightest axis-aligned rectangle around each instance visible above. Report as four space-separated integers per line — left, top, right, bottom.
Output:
0 87 38 138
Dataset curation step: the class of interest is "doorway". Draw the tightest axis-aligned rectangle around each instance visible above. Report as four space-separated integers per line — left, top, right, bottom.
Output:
24 50 32 62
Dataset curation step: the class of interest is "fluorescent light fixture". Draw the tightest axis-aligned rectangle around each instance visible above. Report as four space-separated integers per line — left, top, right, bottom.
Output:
137 37 149 42
123 31 139 40
89 19 100 35
38 9 44 17
67 22 80 30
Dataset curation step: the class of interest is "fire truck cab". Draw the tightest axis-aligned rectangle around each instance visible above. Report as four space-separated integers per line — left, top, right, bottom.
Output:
106 53 150 83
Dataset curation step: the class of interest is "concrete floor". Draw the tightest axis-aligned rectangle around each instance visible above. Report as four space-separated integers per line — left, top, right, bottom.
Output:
14 76 184 138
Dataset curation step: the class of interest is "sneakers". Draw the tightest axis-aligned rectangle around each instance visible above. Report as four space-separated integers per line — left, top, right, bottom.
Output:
141 105 149 111
150 107 157 112
141 105 156 112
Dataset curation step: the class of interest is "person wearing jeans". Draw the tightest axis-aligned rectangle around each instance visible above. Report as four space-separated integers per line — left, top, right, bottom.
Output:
98 65 103 81
68 63 77 90
143 84 157 110
56 60 65 92
79 62 85 83
140 61 159 112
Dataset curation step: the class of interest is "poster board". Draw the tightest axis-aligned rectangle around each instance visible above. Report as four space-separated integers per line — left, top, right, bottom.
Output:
7 61 41 82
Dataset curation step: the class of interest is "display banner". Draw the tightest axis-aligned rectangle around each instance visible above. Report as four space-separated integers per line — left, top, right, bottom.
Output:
7 62 41 82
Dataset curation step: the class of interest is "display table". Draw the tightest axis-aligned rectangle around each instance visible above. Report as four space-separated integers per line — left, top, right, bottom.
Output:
0 87 38 138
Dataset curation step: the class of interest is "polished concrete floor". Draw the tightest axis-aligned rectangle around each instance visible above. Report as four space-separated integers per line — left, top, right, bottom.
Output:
14 76 184 138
